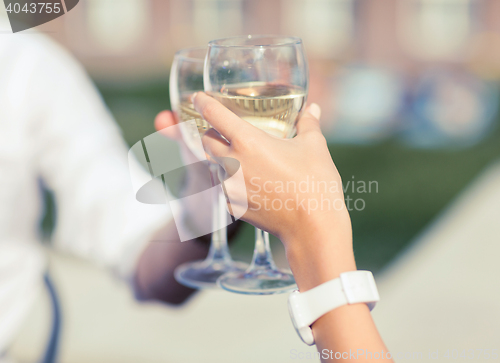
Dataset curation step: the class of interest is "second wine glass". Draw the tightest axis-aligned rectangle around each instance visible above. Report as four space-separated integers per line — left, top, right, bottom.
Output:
169 47 248 289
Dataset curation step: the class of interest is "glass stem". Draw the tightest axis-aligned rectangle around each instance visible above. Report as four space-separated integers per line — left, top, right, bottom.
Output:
249 228 277 271
206 163 232 264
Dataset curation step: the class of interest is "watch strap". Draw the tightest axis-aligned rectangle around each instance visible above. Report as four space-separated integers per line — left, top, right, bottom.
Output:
288 270 379 346
288 277 347 329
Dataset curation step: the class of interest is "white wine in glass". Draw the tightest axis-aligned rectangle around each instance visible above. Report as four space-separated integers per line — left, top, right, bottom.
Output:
209 82 306 138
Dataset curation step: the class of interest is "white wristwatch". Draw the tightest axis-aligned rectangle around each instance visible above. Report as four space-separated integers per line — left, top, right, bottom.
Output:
288 270 380 346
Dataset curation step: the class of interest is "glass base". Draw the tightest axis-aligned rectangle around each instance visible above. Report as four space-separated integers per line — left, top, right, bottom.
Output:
217 268 297 295
174 260 248 289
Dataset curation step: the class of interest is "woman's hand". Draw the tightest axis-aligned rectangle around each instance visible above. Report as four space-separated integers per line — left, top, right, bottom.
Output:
192 93 391 362
193 92 356 292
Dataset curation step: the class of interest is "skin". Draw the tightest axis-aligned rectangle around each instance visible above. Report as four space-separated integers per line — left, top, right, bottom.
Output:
191 92 393 362
134 220 210 304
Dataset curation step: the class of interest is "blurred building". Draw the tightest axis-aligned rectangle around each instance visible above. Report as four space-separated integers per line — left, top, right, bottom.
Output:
37 0 500 147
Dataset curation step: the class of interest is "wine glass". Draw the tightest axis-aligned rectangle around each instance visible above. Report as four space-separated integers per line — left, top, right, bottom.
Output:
204 35 309 294
169 47 248 289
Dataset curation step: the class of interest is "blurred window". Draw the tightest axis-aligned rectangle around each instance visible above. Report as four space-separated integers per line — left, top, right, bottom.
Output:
398 0 475 61
86 0 149 53
192 0 243 44
281 0 355 59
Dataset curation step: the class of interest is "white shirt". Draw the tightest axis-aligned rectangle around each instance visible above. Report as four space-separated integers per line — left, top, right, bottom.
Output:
0 19 171 351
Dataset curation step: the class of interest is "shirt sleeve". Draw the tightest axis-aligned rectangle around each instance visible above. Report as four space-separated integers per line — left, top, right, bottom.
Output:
31 37 172 279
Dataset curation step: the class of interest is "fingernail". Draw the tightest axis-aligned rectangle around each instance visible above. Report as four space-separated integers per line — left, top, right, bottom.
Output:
190 92 198 103
308 103 321 119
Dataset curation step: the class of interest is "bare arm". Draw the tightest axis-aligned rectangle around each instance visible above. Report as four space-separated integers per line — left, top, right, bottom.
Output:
285 220 390 362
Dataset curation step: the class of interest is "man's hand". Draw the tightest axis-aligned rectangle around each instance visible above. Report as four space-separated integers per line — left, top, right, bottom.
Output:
133 110 241 305
155 110 213 234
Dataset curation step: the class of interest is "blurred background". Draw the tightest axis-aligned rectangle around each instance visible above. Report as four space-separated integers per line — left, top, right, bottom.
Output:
4 0 500 362
33 0 500 272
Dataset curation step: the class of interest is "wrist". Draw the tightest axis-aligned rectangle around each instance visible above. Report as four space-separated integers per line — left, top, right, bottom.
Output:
283 211 356 292
287 244 357 292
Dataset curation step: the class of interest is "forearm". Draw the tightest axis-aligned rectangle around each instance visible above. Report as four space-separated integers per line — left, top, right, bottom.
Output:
313 305 390 362
284 212 392 362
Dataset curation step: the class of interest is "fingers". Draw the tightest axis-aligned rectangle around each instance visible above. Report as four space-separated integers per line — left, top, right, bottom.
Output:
192 92 257 142
155 110 182 140
201 129 243 184
296 103 322 135
202 128 230 159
